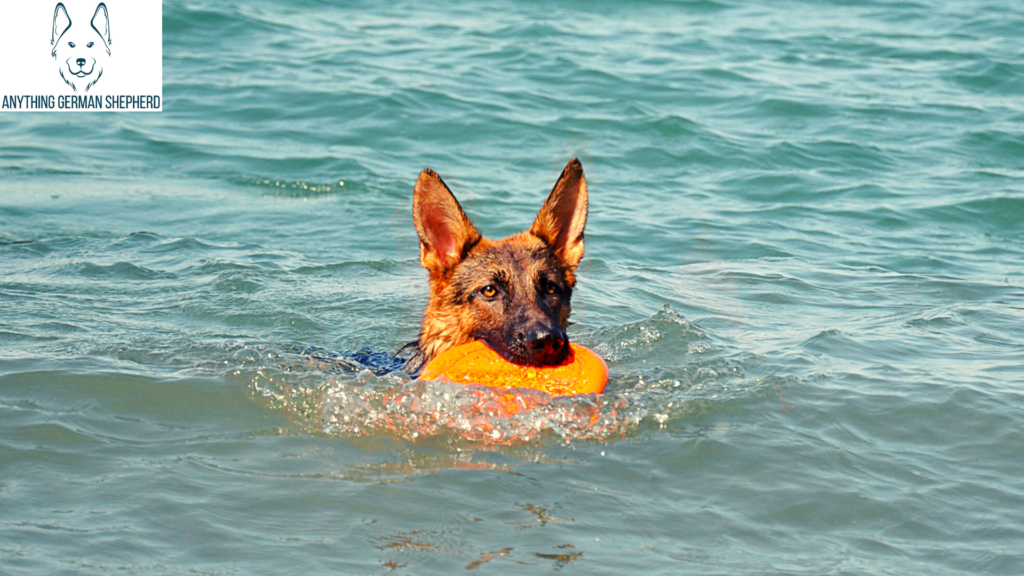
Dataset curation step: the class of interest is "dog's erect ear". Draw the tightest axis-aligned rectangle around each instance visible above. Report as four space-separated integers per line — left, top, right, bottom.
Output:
92 3 112 51
530 158 588 272
52 3 71 52
413 169 482 275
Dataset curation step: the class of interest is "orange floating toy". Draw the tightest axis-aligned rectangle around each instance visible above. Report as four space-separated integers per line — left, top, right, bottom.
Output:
418 341 607 396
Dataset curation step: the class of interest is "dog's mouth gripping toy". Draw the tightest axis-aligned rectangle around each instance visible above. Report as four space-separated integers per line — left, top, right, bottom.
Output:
418 340 608 397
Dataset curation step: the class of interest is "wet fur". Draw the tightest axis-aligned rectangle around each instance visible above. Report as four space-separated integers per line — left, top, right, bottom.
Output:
407 158 588 375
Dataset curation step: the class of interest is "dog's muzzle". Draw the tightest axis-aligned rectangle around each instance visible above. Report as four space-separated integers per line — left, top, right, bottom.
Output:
66 58 94 77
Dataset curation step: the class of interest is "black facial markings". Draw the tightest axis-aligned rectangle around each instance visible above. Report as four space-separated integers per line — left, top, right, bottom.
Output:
493 271 511 297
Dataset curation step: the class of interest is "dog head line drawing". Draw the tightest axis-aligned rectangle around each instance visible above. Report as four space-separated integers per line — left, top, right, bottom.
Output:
51 2 111 92
409 158 588 373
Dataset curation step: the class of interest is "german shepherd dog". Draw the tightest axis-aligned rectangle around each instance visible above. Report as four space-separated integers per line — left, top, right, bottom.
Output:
407 158 588 375
51 2 112 93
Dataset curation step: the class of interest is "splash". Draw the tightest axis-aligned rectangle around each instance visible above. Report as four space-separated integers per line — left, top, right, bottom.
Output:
233 345 645 444
233 304 760 444
320 377 641 444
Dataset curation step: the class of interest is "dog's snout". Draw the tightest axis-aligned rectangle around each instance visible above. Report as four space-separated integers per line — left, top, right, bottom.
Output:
526 327 567 364
76 58 86 67
528 329 563 352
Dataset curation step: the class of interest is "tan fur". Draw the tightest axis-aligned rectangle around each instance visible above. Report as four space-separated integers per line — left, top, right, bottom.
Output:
409 159 588 372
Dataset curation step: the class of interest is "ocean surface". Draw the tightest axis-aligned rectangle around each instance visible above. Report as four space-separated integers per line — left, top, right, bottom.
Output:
2 0 1023 574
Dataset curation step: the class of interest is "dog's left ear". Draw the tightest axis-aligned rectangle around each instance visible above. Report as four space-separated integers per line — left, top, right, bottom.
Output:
91 3 112 51
530 158 588 272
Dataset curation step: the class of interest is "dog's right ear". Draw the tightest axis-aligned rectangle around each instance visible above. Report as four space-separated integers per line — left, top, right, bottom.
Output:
413 169 482 275
52 3 71 53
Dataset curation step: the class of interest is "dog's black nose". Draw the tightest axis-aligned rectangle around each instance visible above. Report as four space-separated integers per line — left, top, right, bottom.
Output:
527 327 567 364
76 58 86 66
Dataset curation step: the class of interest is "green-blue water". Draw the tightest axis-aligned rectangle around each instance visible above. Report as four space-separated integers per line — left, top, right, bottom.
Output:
2 0 1023 573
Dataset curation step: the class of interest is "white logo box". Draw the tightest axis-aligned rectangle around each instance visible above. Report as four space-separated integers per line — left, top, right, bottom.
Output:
2 0 162 112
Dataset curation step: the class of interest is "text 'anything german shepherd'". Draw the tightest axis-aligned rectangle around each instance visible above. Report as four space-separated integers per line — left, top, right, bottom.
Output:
408 158 588 375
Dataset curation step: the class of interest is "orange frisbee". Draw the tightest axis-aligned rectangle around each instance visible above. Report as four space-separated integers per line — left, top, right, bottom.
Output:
418 341 607 396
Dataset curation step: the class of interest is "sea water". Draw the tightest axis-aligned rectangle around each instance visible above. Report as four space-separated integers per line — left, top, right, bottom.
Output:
2 0 1022 574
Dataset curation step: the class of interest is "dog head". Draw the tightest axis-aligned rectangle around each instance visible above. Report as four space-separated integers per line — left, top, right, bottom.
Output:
413 159 588 369
51 2 111 92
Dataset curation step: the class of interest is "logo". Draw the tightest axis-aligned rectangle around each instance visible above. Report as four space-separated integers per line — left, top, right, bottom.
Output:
51 2 112 93
1 0 162 112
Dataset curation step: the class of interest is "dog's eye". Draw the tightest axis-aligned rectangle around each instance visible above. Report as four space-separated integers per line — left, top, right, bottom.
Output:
68 42 76 48
87 42 94 48
481 285 497 298
545 283 559 295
